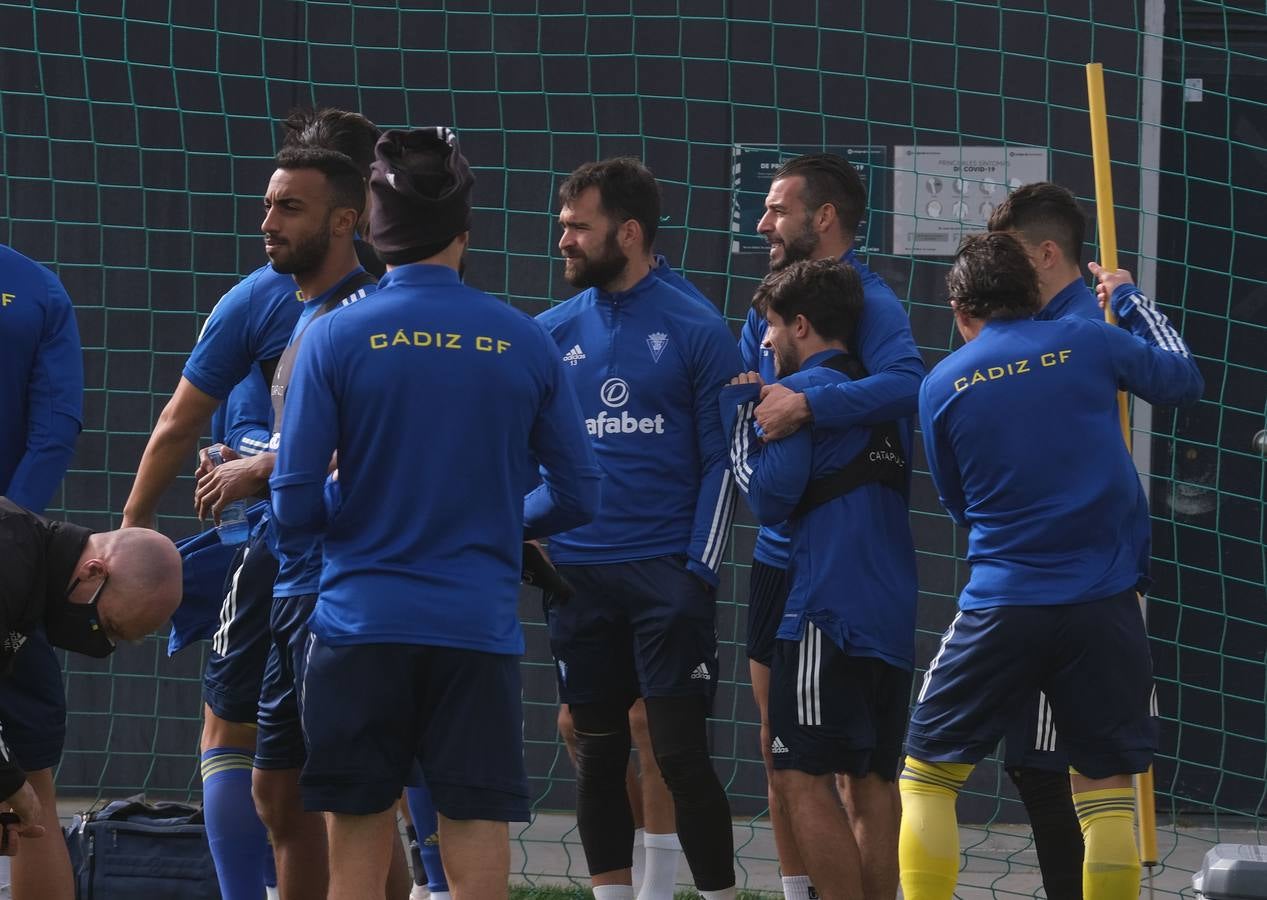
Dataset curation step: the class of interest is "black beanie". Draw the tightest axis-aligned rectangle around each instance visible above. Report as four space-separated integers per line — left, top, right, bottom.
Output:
369 127 474 265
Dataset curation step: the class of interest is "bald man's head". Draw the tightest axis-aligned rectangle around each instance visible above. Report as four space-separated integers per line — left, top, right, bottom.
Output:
71 528 183 643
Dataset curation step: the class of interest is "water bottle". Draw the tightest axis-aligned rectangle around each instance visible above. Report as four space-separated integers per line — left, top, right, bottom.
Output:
208 446 250 546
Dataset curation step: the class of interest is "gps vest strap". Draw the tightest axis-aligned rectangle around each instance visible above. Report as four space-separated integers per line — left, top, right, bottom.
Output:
269 270 377 449
791 352 908 519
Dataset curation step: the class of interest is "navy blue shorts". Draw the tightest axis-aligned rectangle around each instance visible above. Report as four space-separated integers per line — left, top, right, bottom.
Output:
202 528 278 724
907 589 1157 780
300 636 530 821
745 559 788 667
548 556 718 705
769 624 911 779
255 593 317 770
1002 690 1069 772
0 628 66 770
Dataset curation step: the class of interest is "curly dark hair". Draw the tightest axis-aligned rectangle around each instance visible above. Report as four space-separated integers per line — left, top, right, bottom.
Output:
946 232 1041 320
752 257 863 346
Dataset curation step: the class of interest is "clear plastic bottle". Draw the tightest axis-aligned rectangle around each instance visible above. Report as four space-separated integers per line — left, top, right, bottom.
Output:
208 446 249 546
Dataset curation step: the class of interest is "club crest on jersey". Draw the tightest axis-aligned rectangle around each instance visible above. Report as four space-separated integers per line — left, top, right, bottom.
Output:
562 344 586 366
646 331 669 363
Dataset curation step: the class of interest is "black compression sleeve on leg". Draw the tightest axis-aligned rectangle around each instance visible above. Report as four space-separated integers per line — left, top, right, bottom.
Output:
570 700 636 877
1008 766 1085 900
645 694 735 892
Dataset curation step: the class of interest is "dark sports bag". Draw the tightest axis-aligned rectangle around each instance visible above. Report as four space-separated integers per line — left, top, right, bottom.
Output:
63 796 220 899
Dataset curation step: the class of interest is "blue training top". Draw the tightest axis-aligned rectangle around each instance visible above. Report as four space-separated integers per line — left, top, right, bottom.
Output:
535 267 743 585
265 270 377 599
0 244 83 514
270 264 600 654
1038 277 1101 322
736 251 923 568
183 264 303 401
722 349 918 669
919 284 1204 611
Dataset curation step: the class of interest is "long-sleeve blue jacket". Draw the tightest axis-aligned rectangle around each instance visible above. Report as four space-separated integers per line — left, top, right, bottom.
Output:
721 349 917 669
270 264 600 654
0 244 83 513
535 268 743 585
919 284 1204 610
737 251 923 567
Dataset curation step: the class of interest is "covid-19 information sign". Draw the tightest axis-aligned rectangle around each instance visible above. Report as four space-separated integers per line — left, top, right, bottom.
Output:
891 145 1048 257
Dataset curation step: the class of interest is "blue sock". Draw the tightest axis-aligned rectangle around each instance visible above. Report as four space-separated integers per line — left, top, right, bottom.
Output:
202 748 270 900
406 781 448 892
263 837 277 888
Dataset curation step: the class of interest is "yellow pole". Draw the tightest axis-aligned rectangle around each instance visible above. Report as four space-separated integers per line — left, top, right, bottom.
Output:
1085 61 1159 871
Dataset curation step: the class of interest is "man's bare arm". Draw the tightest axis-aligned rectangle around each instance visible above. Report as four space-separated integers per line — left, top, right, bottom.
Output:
121 377 221 529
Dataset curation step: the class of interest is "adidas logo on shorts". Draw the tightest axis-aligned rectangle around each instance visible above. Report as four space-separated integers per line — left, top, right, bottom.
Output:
771 736 790 754
557 660 568 683
690 662 711 680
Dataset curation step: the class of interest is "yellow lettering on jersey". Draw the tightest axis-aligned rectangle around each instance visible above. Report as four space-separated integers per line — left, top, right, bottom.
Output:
954 357 1040 392
1 293 13 307
1059 349 1072 363
475 336 513 353
371 330 469 350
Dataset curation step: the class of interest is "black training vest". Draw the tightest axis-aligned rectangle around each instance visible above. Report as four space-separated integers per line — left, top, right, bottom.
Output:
269 270 377 450
791 352 908 519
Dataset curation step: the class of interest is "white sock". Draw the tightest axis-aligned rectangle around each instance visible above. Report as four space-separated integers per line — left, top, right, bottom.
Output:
594 885 636 900
430 893 450 900
637 832 682 900
699 888 737 900
782 874 815 899
265 889 280 900
631 826 646 893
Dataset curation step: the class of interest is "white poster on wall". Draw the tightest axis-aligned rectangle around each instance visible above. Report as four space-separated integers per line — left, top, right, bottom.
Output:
892 145 1049 256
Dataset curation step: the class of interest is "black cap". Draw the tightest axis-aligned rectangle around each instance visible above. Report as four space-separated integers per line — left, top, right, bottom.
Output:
368 127 474 265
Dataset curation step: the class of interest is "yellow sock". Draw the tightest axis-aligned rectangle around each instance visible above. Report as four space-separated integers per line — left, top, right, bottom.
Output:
1073 787 1140 899
898 758 973 900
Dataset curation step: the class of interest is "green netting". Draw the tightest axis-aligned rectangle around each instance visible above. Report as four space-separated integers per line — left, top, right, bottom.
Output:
2 1 1264 896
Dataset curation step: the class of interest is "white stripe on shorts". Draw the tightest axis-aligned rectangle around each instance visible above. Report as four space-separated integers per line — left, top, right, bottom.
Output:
797 625 823 726
918 611 962 704
211 544 249 656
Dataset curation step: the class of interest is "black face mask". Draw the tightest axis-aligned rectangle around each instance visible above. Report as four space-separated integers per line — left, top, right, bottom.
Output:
46 576 116 658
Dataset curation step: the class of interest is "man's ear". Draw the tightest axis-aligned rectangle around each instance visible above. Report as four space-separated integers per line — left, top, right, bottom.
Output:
814 202 838 234
1036 239 1061 270
332 206 360 237
618 218 644 253
793 313 812 338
